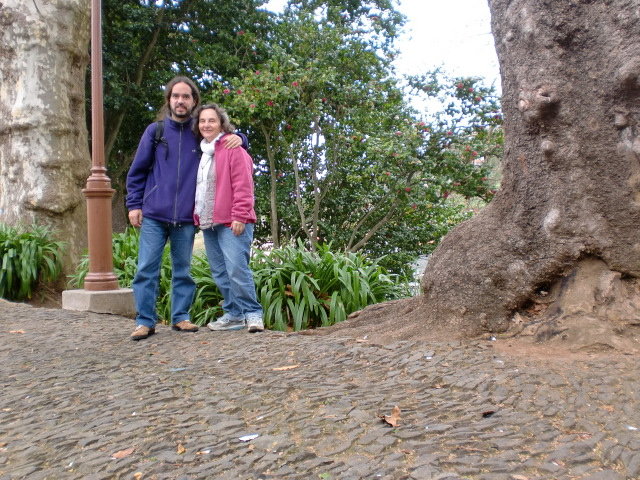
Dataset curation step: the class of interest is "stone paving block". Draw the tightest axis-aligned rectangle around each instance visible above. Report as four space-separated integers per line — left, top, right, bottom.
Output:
583 470 625 480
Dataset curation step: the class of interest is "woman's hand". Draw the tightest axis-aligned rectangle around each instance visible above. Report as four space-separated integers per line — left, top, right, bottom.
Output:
230 221 245 236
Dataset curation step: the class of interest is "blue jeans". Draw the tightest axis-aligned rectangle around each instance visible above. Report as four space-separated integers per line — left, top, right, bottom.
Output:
202 223 262 318
132 217 196 327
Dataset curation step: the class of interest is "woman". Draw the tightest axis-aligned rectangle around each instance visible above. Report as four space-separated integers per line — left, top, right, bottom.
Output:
192 104 264 332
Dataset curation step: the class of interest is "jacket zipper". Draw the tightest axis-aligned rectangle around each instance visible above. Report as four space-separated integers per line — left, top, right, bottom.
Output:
173 124 182 225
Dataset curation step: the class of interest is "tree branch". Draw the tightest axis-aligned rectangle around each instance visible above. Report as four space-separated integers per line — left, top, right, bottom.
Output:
104 10 165 162
348 196 402 252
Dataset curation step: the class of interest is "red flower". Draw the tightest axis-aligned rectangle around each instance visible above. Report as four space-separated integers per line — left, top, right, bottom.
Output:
291 81 299 87
249 104 256 109
411 203 418 210
456 83 464 89
285 124 292 130
468 87 474 92
384 171 391 176
237 30 245 35
223 88 231 94
443 191 450 199
236 89 243 94
322 98 327 103
266 100 274 106
395 131 403 136
276 76 282 81
255 70 261 75
404 187 411 192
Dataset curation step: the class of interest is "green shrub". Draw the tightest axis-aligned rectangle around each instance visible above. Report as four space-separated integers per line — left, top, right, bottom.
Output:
70 230 409 330
252 241 409 331
190 254 224 325
0 224 64 300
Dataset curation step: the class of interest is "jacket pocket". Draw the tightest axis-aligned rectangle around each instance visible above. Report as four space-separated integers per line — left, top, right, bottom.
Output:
143 184 158 202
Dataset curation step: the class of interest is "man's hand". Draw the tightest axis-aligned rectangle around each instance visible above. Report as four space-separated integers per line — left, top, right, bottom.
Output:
128 209 143 228
223 134 242 149
230 221 245 236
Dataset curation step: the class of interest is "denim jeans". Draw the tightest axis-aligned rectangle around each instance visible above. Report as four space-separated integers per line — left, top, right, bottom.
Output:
132 217 196 327
202 223 262 318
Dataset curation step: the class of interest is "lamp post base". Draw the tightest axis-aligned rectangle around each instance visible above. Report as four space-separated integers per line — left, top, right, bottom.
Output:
62 288 135 317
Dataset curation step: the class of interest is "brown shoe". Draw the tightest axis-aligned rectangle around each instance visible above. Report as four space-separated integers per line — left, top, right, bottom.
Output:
131 325 155 341
172 320 199 332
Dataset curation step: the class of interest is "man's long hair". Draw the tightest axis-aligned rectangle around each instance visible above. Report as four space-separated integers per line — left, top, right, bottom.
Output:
157 76 201 120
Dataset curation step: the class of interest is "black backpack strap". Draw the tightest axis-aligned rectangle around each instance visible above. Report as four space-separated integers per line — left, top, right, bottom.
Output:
153 120 164 147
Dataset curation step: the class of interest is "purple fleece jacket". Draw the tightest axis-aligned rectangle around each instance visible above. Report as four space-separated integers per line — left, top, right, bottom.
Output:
126 117 248 225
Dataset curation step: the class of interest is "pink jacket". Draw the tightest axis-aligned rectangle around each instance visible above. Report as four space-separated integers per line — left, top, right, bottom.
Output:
194 133 257 226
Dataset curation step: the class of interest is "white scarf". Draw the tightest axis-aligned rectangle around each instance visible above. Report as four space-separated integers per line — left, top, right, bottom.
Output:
195 136 221 228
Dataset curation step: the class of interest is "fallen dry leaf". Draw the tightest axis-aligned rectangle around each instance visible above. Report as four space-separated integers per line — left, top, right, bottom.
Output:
511 475 529 480
380 405 401 427
133 473 143 480
111 447 134 459
176 444 186 454
272 365 300 371
9 330 25 334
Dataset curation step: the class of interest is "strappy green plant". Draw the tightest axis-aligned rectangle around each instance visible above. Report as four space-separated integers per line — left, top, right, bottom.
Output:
0 224 64 300
252 240 409 331
70 230 408 330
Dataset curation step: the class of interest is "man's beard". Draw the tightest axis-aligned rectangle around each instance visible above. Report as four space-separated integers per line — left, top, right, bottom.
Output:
170 105 192 119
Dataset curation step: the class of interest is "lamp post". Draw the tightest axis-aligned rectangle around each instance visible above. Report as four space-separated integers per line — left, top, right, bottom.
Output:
82 0 119 291
62 0 134 314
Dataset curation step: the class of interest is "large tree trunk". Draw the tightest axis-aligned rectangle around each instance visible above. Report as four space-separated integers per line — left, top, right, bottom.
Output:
329 0 640 351
417 0 640 347
0 0 90 273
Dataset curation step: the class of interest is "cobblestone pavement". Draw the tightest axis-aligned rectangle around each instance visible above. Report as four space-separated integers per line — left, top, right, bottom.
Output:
1 301 640 480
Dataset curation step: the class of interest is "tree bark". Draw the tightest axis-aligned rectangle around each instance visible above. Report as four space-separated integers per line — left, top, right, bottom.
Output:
415 0 640 345
261 126 280 248
0 0 90 273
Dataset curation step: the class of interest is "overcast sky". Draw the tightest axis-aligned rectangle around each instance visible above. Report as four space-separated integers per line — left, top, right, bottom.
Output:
262 0 501 88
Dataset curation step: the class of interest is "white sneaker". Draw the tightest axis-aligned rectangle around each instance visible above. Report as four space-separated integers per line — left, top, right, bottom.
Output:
207 313 245 331
246 312 264 333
